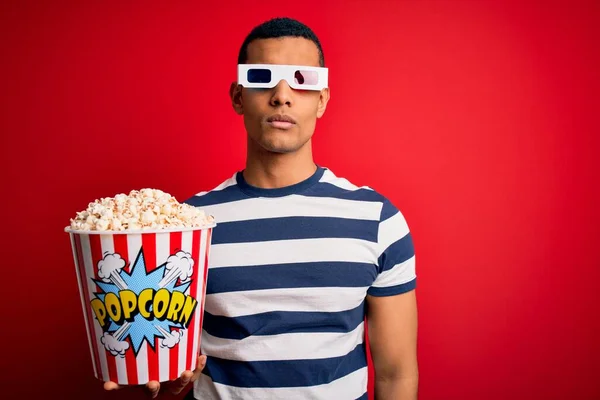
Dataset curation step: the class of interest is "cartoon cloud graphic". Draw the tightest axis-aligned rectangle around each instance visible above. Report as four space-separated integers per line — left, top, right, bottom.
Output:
158 250 194 288
98 252 128 291
101 323 131 357
155 325 184 349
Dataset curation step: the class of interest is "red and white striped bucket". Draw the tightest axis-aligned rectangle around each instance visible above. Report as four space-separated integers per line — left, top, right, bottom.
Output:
65 225 215 385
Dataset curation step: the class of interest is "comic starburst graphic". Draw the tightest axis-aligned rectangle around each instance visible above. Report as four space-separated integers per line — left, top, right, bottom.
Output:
93 247 194 356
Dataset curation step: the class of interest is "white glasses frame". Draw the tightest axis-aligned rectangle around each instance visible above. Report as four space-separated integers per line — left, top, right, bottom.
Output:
237 64 329 91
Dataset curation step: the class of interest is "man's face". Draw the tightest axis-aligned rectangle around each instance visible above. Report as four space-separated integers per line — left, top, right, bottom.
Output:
231 37 330 154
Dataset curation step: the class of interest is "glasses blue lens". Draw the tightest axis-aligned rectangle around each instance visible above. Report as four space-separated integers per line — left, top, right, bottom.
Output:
247 69 272 83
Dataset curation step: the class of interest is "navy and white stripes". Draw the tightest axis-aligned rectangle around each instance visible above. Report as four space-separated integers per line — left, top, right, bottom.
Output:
185 166 416 399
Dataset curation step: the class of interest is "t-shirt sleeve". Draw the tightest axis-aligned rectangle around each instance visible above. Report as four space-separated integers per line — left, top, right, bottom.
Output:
367 199 417 296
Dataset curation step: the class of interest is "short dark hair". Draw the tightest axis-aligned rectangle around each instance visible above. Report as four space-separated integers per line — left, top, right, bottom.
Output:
237 17 325 67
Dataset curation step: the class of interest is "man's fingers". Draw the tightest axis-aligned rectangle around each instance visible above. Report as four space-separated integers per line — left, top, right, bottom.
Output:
170 370 194 395
191 355 208 382
171 355 207 395
105 379 163 398
180 370 194 382
103 381 122 391
104 358 204 397
146 380 160 399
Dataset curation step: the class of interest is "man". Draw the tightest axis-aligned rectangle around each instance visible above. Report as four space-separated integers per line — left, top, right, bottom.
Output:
106 16 418 399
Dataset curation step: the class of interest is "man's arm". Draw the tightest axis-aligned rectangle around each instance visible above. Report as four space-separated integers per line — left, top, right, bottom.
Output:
366 290 418 400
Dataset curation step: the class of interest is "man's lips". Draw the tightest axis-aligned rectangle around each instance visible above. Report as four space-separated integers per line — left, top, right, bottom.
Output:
266 114 297 129
267 114 297 124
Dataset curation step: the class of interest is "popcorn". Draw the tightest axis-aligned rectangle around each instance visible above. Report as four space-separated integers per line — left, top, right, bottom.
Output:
69 189 214 231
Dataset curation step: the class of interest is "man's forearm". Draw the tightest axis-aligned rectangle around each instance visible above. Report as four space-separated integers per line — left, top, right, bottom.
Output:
374 375 418 400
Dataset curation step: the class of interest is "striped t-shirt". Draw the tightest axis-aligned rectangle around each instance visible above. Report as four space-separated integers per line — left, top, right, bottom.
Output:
184 166 416 399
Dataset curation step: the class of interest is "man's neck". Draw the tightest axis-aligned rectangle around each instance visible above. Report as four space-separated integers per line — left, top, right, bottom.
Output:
243 141 317 189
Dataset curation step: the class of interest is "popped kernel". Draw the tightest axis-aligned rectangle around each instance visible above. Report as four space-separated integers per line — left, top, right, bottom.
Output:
69 189 214 231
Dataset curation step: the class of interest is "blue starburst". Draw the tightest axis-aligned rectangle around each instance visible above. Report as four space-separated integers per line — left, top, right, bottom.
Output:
93 247 193 356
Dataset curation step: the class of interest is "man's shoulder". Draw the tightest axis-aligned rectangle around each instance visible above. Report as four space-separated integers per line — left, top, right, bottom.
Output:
316 167 391 205
316 167 407 224
183 172 241 208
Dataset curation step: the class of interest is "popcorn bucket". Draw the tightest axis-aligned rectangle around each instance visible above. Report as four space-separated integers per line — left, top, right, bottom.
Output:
65 225 215 385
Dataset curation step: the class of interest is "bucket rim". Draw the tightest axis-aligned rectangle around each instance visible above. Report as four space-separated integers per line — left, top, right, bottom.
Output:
64 222 217 235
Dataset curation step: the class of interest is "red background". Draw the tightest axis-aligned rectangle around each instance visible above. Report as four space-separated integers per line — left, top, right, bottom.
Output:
1 1 599 399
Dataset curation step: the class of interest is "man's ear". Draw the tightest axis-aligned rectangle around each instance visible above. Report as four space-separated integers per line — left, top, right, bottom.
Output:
230 82 243 115
316 87 330 119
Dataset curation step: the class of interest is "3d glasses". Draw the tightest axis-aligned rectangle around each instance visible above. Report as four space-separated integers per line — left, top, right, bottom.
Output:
237 64 328 91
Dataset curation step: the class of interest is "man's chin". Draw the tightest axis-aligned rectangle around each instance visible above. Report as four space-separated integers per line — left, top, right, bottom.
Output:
258 137 304 154
262 144 300 154
248 132 309 154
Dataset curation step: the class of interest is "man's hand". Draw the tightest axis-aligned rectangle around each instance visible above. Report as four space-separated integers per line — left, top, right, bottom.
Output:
103 354 207 398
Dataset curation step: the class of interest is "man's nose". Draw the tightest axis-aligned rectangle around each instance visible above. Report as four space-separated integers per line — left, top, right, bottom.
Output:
269 80 294 107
